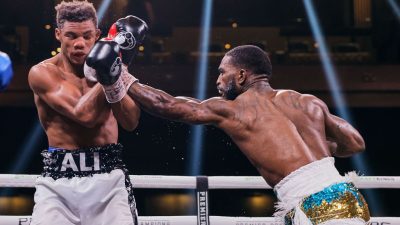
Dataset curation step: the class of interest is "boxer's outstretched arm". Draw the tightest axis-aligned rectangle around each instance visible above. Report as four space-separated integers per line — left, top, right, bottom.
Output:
28 63 110 128
127 82 233 125
314 98 365 157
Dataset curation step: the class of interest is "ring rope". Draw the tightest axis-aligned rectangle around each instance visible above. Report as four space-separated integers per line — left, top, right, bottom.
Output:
1 216 399 225
1 174 400 189
1 174 400 224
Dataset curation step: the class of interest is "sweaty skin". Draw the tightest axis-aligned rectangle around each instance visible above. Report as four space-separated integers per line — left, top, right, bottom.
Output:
28 20 140 150
127 55 365 187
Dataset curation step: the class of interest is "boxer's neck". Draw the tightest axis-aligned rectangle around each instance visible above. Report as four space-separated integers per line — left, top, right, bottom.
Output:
241 75 270 93
59 54 84 78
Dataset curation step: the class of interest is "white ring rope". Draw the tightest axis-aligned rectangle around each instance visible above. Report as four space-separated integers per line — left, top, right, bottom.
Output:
1 216 399 225
1 174 400 225
1 174 400 189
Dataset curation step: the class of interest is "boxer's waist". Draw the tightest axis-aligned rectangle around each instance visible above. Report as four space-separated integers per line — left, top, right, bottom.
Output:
41 143 126 179
274 157 344 202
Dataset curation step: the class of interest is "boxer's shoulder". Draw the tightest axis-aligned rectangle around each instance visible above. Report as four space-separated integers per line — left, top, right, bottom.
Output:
28 58 64 92
36 56 60 71
274 89 301 98
30 57 63 80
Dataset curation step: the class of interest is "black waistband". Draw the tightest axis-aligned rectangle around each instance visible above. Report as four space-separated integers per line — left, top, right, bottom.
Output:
41 143 127 179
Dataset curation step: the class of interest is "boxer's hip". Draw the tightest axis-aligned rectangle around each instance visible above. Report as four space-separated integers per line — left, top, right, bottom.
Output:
273 157 369 225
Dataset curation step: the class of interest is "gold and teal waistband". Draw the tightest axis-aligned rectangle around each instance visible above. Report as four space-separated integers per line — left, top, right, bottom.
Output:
284 182 370 225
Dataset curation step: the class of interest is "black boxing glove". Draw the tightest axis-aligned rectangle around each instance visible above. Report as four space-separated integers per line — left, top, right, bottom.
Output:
84 40 126 103
107 15 148 66
84 39 138 92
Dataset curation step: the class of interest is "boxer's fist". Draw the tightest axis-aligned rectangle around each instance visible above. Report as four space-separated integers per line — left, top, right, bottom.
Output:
85 40 127 103
107 15 148 66
85 40 122 86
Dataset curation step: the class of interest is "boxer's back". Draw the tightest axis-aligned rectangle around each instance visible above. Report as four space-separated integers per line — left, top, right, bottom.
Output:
30 56 118 150
219 88 331 186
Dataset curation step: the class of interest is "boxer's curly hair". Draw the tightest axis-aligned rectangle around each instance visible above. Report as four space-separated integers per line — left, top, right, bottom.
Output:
55 0 98 28
225 45 272 79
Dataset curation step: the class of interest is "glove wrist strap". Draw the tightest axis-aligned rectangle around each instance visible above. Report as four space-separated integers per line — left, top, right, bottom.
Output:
121 65 138 90
103 75 126 103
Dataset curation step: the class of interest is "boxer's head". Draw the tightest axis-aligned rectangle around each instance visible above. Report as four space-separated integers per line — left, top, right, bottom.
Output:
55 0 98 29
55 0 100 65
217 45 272 100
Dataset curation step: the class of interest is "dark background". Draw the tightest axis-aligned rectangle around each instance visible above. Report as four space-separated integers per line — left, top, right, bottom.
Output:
0 0 400 218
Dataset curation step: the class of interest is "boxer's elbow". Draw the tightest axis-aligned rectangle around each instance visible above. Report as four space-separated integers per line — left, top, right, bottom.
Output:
343 134 366 156
125 113 140 131
121 120 139 132
75 112 98 128
79 117 98 128
351 134 366 153
333 135 365 157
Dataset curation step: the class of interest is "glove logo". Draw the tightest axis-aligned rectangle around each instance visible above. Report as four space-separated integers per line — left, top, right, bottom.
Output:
114 31 136 50
110 57 122 77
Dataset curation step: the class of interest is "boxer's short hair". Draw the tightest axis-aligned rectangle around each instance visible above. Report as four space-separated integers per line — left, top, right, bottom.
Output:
226 45 272 79
55 0 98 28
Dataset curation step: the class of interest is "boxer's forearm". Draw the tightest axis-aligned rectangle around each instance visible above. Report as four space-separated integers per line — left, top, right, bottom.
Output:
326 138 352 158
127 82 197 121
74 84 110 127
111 96 140 131
325 115 366 157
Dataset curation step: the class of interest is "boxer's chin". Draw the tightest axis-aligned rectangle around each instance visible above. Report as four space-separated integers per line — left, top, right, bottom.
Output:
69 53 86 65
224 81 240 100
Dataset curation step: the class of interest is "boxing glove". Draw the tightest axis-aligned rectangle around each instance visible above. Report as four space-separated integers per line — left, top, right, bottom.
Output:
84 39 138 92
0 51 13 92
85 40 126 103
107 15 148 66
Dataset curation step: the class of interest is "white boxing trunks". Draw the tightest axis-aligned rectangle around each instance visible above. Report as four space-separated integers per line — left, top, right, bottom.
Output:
31 143 138 225
274 157 370 225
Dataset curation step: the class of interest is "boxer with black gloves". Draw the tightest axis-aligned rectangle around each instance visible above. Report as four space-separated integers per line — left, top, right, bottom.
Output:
84 15 147 94
101 45 370 225
27 1 141 224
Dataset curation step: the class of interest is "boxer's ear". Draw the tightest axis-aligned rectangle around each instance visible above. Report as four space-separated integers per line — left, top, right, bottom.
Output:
95 28 101 40
55 28 61 41
238 69 247 85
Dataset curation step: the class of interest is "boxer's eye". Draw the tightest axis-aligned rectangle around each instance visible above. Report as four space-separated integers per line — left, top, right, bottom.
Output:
65 33 77 40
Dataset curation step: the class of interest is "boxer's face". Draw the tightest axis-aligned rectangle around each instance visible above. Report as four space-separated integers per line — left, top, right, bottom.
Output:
55 20 100 65
217 56 241 100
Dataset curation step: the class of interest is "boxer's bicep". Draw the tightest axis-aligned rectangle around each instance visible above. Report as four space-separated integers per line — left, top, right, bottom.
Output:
28 66 79 119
